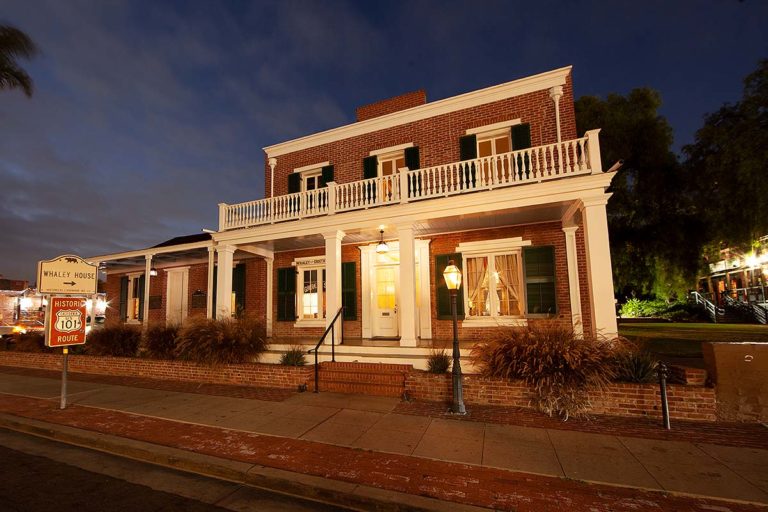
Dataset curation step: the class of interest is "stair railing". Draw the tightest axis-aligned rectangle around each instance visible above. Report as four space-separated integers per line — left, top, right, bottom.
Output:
690 291 724 323
307 306 344 393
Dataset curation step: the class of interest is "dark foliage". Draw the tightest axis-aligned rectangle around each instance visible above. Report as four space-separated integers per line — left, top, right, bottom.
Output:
143 324 180 360
174 316 268 365
426 349 451 374
86 323 141 357
279 346 307 366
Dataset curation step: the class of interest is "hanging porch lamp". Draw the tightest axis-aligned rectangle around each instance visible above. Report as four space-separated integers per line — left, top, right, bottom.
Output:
375 230 389 254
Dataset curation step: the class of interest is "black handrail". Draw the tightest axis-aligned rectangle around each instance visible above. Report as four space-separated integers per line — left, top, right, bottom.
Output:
307 307 344 393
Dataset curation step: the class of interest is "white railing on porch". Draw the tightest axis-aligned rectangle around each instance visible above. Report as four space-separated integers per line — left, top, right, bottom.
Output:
220 130 602 231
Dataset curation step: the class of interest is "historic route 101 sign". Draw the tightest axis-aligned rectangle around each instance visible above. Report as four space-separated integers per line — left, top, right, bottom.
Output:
45 297 87 347
37 254 98 295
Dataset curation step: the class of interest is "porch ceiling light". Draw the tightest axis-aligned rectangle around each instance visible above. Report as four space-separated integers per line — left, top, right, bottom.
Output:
443 260 462 291
149 267 158 277
376 230 389 254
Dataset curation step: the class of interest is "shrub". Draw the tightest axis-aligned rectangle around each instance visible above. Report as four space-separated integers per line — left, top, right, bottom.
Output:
427 349 451 374
144 324 180 360
86 323 141 357
174 316 268 365
279 345 307 366
10 332 48 353
471 322 615 420
614 350 658 383
619 298 691 319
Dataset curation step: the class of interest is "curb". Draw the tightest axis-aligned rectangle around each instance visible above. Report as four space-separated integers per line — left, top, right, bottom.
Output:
0 412 491 512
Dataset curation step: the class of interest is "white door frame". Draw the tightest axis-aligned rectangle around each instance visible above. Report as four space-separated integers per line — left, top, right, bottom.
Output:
360 239 432 340
165 267 189 325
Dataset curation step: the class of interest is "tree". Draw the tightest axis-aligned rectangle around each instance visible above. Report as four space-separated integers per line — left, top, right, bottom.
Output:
576 89 705 299
683 60 768 250
0 24 38 97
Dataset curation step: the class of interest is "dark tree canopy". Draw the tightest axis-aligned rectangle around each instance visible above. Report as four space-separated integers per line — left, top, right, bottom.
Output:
576 89 704 299
683 59 768 249
0 24 38 97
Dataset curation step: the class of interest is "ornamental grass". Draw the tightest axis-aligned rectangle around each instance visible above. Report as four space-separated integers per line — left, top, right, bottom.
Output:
426 349 451 374
174 316 267 365
86 323 141 357
279 345 307 366
143 324 180 360
470 322 616 420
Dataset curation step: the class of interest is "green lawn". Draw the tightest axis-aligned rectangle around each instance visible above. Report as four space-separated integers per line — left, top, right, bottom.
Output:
618 322 768 362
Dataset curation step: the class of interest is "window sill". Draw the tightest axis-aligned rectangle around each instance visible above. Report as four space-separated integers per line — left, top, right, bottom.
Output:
294 319 326 329
461 317 528 328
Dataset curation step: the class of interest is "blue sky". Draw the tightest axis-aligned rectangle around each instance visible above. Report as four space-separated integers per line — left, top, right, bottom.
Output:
1 0 766 281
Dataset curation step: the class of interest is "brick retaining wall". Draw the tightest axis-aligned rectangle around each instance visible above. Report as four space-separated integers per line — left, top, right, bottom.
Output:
0 352 313 391
406 372 717 421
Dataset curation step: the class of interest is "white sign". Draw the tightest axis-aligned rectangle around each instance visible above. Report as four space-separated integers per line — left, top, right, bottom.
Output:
37 254 98 295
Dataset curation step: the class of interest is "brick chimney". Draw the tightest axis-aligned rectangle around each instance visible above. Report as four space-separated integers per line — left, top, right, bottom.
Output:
356 90 426 122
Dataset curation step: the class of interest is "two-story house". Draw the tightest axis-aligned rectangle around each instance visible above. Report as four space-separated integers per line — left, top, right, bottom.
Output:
91 65 618 368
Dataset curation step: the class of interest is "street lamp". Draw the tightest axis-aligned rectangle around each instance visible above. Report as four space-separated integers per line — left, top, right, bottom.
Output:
443 260 466 415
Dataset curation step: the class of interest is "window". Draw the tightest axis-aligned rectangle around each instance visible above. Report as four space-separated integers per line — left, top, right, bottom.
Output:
477 129 511 157
464 252 522 318
378 151 406 177
294 257 327 324
302 169 322 192
126 274 144 322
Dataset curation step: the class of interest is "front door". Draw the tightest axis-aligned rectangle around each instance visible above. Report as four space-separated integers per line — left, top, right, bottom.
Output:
373 265 398 337
166 269 188 325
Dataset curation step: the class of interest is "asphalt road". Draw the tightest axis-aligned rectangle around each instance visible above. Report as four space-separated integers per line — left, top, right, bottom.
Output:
0 428 350 512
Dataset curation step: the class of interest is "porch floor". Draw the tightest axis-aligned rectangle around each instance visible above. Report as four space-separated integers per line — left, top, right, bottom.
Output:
268 336 477 350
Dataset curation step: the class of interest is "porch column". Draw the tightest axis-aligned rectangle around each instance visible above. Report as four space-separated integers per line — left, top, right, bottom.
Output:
397 224 418 347
562 226 583 336
143 254 152 331
580 197 618 338
215 245 236 319
265 256 274 338
206 247 215 318
324 230 345 344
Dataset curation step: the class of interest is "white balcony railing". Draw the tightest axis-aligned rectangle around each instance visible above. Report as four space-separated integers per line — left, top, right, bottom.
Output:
219 130 602 231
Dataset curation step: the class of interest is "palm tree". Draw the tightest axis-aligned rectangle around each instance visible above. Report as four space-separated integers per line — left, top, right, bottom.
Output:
0 24 38 97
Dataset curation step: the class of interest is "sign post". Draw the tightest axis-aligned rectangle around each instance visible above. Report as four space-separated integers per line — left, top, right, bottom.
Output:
39 254 97 410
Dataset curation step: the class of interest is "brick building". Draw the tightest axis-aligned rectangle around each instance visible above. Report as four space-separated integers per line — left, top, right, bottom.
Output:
91 66 619 368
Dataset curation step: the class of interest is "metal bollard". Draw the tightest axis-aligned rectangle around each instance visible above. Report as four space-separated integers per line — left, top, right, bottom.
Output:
657 361 671 430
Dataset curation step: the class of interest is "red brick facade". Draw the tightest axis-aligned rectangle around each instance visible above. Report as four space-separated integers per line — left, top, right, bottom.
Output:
355 90 427 122
266 73 577 198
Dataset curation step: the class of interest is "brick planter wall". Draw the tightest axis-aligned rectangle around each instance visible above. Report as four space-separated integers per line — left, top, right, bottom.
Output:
0 352 313 391
406 372 717 421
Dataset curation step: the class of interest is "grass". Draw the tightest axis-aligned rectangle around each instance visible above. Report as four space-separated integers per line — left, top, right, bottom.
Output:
618 322 768 362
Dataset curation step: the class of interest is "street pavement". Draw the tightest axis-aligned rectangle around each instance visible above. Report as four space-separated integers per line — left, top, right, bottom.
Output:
0 370 766 511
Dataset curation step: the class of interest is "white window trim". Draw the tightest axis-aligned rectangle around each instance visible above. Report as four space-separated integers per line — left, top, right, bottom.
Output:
465 119 521 135
125 272 143 324
369 143 414 156
293 257 326 328
456 237 531 325
293 161 330 173
377 150 406 178
300 168 322 193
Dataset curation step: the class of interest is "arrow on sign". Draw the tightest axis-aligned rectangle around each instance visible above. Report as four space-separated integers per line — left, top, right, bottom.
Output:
63 281 76 286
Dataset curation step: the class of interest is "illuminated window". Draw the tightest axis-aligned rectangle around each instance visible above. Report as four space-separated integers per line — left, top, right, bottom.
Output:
294 261 326 323
464 252 522 318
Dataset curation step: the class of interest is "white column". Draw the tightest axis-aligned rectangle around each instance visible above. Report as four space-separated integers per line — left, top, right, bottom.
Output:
206 247 215 318
549 85 563 143
216 245 236 319
265 256 274 338
580 197 618 338
143 255 152 330
268 157 277 223
323 230 345 344
562 226 583 336
397 225 418 347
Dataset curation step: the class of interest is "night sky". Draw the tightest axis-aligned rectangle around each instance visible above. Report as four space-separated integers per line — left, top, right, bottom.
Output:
1 0 766 282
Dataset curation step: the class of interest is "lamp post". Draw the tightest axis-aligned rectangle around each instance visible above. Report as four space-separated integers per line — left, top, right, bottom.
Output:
443 260 466 415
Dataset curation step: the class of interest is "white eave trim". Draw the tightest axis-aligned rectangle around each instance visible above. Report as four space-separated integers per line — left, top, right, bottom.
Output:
264 66 572 158
87 240 215 264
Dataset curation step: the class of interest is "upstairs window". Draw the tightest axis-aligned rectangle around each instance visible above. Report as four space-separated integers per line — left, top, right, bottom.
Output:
477 129 511 157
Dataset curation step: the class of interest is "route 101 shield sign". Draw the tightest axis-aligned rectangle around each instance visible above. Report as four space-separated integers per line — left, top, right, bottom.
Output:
45 296 87 347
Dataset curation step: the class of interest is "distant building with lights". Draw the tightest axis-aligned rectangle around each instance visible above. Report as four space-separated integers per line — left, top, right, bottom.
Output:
88 66 621 367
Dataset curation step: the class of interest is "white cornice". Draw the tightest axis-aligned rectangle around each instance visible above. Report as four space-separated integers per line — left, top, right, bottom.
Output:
264 66 572 158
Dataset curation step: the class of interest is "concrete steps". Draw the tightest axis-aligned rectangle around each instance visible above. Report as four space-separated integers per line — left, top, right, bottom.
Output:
317 362 411 397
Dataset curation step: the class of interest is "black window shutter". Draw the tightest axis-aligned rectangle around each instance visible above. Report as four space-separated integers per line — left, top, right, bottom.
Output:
458 135 477 189
277 267 296 321
459 134 477 160
404 146 420 170
524 246 557 315
212 265 217 319
119 276 128 321
363 155 378 179
287 172 301 193
435 253 464 320
511 123 532 150
341 261 357 320
232 264 246 317
137 274 145 321
320 164 334 187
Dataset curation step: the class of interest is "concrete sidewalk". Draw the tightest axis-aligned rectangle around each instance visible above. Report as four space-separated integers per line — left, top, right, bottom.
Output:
0 371 766 510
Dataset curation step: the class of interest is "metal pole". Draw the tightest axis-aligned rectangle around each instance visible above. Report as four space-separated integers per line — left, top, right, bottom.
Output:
658 361 671 430
450 289 466 415
314 349 319 393
60 348 69 409
331 324 335 363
